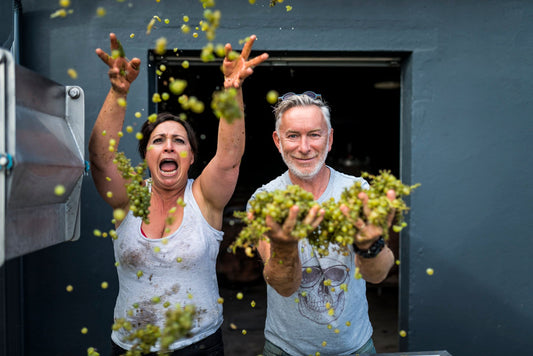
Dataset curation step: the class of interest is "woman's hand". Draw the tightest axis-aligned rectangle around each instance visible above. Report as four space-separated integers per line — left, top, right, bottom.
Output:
222 34 269 89
95 33 141 94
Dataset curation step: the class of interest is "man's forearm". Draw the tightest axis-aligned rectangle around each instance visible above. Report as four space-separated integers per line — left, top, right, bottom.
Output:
356 245 395 284
263 244 302 297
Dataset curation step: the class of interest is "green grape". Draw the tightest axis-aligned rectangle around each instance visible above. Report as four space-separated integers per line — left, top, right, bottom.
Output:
266 90 279 104
114 152 151 224
87 347 100 356
54 184 66 196
169 79 187 95
211 88 241 123
151 296 161 304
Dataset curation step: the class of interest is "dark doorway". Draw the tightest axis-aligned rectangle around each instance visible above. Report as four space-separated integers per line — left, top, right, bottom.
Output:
149 50 402 202
150 51 402 353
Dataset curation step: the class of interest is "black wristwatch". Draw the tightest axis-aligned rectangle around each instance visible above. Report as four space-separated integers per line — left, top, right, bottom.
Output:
353 236 385 258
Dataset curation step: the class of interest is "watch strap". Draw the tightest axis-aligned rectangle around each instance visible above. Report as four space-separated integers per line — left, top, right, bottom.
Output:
353 236 385 258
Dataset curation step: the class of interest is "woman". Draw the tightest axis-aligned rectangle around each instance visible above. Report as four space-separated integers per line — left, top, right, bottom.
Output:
89 33 268 355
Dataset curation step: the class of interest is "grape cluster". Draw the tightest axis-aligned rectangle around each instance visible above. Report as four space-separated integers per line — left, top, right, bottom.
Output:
159 304 196 352
231 185 318 252
339 171 420 238
312 171 420 255
211 88 242 123
232 171 420 257
113 152 151 224
112 304 195 356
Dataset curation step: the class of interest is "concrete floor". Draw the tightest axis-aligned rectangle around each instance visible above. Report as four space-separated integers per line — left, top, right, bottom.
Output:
219 277 399 356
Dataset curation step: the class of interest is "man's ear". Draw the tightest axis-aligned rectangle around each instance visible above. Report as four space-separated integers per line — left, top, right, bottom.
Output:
273 131 282 153
328 128 334 152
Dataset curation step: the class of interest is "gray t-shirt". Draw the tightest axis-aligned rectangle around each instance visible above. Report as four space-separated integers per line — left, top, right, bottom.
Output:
250 167 372 355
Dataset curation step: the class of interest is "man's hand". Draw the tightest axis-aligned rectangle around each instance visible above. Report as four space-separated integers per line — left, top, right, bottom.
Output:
95 33 141 94
341 190 396 250
222 34 269 89
265 204 324 246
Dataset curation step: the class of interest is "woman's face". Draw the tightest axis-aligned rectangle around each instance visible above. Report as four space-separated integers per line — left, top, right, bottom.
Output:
145 121 194 189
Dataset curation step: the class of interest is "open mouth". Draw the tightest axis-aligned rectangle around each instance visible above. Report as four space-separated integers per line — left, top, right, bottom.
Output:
159 158 178 175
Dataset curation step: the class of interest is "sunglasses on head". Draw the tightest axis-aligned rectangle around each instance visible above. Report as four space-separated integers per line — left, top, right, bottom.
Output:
278 91 323 102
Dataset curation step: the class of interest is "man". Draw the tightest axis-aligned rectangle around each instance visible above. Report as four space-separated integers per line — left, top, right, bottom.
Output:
250 91 395 356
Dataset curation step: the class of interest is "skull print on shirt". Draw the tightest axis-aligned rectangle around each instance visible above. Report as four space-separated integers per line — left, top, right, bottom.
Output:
297 255 350 325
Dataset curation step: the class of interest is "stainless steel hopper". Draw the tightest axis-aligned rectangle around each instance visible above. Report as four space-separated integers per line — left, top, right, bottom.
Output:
0 48 85 266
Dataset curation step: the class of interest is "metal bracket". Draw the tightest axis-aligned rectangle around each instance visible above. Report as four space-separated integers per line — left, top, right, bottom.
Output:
0 153 13 172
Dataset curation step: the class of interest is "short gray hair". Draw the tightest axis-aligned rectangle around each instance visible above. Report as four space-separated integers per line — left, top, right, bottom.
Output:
273 94 331 132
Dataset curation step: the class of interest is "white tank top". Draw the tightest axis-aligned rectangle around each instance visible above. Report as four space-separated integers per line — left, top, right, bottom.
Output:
111 179 224 351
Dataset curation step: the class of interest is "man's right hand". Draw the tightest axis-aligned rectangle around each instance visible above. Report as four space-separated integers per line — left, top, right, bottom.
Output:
265 204 324 246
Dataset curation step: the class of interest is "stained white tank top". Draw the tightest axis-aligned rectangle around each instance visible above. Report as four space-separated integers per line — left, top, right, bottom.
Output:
111 179 224 351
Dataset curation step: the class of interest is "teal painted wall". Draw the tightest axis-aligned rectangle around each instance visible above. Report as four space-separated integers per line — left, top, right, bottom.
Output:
2 1 532 355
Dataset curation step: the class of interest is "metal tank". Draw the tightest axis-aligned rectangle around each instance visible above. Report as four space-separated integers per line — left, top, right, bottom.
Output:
0 48 85 265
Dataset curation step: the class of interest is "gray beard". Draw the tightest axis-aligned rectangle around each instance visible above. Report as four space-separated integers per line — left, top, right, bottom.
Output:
280 136 329 181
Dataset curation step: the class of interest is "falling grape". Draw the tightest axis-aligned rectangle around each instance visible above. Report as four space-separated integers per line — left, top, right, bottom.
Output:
96 7 106 17
54 184 66 196
155 37 167 55
87 346 100 356
50 9 67 18
67 68 78 79
113 208 126 222
169 79 187 95
266 90 279 104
